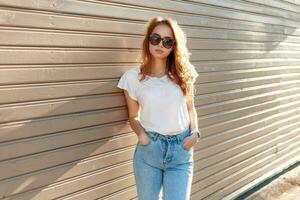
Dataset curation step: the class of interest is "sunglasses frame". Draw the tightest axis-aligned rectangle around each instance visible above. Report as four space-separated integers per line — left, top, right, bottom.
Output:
149 33 176 49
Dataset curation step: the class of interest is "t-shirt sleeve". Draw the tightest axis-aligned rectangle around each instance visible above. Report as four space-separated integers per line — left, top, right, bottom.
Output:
117 70 138 101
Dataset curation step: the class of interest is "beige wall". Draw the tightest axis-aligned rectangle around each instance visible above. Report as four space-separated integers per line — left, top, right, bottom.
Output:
0 0 299 199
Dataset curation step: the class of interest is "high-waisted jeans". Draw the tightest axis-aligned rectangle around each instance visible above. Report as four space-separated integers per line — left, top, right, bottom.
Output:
133 128 194 200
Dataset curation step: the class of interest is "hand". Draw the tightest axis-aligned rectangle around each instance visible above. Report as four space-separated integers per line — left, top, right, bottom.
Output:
137 132 151 145
182 133 198 150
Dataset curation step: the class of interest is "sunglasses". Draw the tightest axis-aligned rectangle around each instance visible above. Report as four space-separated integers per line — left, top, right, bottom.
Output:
149 33 176 49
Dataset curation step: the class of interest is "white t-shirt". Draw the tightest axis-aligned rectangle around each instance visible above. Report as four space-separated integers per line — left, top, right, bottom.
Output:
117 65 196 135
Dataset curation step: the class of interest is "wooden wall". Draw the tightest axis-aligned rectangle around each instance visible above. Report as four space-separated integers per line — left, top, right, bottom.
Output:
0 0 299 199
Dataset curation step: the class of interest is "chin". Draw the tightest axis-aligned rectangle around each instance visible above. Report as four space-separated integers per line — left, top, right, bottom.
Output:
151 53 168 59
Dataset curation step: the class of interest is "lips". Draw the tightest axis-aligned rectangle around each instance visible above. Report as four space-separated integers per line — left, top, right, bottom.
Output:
155 49 164 54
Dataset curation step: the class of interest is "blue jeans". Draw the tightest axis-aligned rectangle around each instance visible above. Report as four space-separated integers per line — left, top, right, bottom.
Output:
133 128 194 200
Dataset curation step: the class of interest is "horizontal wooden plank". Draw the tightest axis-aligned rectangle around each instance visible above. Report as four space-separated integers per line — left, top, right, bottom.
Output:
196 126 277 170
0 108 128 142
192 147 276 199
196 81 300 106
242 0 300 14
2 111 298 198
55 175 136 200
2 28 300 48
0 83 298 142
0 66 299 106
0 94 123 124
282 0 300 7
0 0 299 28
182 0 300 19
190 120 300 197
0 5 297 37
1 82 298 124
0 49 140 65
0 145 134 181
0 79 124 104
277 131 300 155
103 0 300 22
1 115 296 197
0 147 135 196
0 29 141 48
100 185 137 200
0 64 298 92
0 65 133 85
201 92 300 127
221 146 300 198
277 134 300 159
193 58 300 72
0 123 135 161
0 64 299 85
1 49 300 65
193 143 275 190
0 62 299 106
198 110 300 158
1 161 133 200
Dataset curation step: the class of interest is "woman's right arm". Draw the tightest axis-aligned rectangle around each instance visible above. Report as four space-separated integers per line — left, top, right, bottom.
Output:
123 90 150 145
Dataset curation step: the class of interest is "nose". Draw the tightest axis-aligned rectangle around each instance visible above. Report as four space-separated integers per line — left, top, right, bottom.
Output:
159 40 164 48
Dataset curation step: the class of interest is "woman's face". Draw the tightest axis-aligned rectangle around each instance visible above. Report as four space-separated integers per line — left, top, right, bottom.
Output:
149 24 175 59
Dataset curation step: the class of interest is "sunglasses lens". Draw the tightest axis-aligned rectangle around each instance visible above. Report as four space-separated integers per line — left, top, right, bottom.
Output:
163 39 175 49
149 34 161 45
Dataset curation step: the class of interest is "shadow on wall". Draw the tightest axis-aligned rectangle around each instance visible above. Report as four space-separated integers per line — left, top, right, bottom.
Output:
0 28 144 198
0 76 139 199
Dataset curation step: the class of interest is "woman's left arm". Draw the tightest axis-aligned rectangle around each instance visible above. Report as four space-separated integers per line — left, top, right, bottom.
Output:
182 83 200 149
187 83 199 131
187 104 198 134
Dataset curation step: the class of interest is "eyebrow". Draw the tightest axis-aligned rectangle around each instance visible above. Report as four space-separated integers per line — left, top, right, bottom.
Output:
152 32 174 39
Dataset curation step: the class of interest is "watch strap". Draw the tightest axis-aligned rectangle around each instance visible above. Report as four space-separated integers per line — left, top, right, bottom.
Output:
191 130 201 140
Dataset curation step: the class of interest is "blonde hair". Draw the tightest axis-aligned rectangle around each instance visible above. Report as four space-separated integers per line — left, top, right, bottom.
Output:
137 16 198 98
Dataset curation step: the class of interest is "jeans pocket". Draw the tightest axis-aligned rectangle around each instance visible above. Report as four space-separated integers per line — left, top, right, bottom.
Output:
138 140 152 147
180 142 192 151
137 133 152 147
173 141 193 165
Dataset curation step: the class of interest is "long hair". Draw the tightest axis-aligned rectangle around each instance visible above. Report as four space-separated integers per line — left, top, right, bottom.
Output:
137 16 198 97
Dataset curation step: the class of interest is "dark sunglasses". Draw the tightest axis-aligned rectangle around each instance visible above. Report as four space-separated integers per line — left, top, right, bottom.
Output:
149 33 176 49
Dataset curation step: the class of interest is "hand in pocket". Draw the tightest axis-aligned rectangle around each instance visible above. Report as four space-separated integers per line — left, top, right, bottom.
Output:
137 132 151 146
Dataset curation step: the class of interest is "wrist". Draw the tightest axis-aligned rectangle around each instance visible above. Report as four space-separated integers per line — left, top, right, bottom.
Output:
190 130 201 141
137 131 146 137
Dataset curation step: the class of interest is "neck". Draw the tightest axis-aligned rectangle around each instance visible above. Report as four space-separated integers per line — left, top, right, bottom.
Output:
151 58 167 75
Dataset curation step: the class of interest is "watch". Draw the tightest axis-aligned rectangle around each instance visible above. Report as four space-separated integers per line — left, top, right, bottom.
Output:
191 130 201 141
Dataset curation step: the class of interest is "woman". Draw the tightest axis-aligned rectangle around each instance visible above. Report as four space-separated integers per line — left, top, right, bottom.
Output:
117 16 201 200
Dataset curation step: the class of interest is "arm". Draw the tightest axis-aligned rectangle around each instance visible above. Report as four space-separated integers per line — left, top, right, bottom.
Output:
187 99 201 141
123 90 150 145
182 83 201 149
123 90 144 136
186 83 199 133
187 104 199 133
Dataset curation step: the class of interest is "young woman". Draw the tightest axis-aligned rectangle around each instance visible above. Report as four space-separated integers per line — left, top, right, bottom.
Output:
117 16 201 200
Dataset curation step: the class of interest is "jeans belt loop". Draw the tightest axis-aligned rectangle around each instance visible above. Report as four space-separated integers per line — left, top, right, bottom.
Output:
176 136 180 144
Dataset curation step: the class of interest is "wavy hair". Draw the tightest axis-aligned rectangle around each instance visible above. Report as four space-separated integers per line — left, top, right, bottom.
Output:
137 16 198 98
